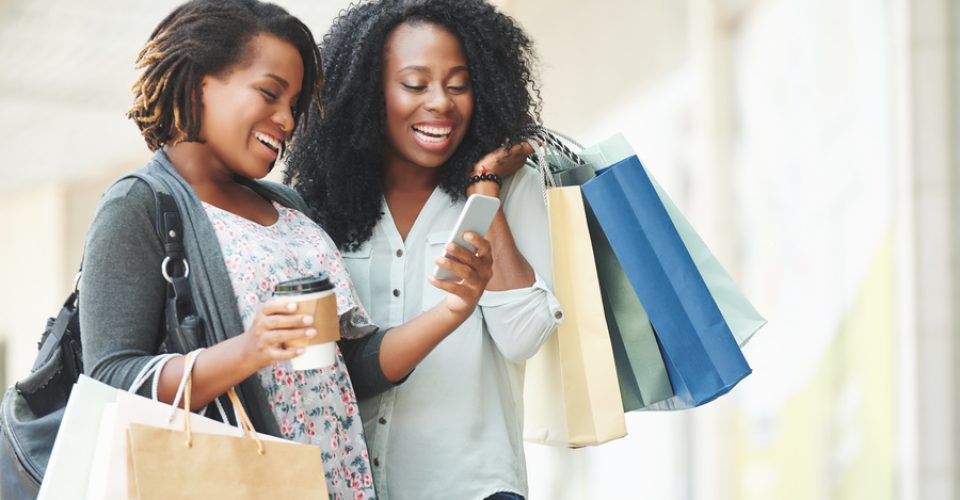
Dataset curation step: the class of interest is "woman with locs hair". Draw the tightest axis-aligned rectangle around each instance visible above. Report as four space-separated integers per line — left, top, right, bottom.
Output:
81 0 494 497
285 1 562 498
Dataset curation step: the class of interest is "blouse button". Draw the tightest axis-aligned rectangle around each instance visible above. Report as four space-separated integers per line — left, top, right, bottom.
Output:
554 310 564 320
395 249 404 258
392 289 401 297
373 458 381 467
379 417 387 425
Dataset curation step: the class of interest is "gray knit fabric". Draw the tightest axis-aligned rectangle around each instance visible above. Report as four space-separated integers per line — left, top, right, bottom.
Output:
80 150 391 437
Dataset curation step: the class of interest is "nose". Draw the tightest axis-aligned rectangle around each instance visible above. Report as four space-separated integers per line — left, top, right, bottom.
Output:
424 86 454 114
274 106 295 138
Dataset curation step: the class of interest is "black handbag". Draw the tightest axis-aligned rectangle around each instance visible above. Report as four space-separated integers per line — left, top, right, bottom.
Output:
0 172 203 498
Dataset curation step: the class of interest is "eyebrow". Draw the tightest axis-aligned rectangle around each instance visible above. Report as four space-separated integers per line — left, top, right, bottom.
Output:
264 73 290 88
399 65 469 74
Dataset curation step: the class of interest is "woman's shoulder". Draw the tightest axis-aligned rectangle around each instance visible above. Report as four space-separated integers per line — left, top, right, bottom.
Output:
96 175 160 218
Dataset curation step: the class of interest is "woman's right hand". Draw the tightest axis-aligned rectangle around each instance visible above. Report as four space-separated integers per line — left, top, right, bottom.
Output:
241 301 318 369
427 231 494 318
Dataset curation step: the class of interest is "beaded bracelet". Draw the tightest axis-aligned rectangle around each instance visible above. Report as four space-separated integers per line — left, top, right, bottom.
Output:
468 166 503 187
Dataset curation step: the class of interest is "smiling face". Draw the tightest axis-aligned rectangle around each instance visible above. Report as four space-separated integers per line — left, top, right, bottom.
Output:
198 33 304 179
382 22 474 171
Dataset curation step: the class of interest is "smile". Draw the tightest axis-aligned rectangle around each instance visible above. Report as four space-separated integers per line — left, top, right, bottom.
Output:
411 124 452 144
254 131 282 152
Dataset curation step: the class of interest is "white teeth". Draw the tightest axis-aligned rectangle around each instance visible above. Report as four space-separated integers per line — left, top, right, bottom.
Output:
412 125 452 137
254 132 281 151
413 129 447 143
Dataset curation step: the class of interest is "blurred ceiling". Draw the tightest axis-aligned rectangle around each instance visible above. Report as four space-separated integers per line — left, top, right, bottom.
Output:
0 0 350 193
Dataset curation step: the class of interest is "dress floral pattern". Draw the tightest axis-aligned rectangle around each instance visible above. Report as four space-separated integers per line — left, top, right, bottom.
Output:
204 200 376 500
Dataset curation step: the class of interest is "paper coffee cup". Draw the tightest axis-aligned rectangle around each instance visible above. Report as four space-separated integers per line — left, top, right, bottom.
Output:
274 275 341 370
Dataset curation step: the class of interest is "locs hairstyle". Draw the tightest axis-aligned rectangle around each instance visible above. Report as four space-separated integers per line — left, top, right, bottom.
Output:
128 0 322 152
284 0 541 250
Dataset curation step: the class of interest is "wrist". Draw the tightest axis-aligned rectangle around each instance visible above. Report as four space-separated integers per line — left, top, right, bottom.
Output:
466 182 500 197
438 298 476 324
467 165 502 196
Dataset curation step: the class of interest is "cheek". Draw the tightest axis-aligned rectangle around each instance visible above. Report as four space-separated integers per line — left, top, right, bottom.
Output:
457 93 474 126
384 91 414 129
202 91 242 136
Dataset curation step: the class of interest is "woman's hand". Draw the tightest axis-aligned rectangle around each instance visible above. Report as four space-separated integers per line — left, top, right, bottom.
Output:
240 301 318 369
427 231 494 317
467 142 535 196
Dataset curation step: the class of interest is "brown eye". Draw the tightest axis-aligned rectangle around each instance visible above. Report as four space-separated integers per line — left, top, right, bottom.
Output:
401 82 426 92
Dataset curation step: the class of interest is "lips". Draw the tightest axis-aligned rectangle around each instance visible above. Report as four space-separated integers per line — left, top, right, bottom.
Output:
409 122 457 153
411 124 452 143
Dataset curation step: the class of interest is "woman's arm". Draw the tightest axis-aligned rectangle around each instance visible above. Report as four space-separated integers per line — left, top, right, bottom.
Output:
82 179 316 410
473 163 563 362
466 142 537 291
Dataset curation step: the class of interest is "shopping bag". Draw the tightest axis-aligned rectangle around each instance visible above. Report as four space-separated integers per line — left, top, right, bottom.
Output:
35 376 118 500
523 186 627 447
126 388 327 500
42 354 179 499
581 155 753 407
86 351 325 499
526 130 674 411
581 134 767 345
585 204 674 411
86 390 298 499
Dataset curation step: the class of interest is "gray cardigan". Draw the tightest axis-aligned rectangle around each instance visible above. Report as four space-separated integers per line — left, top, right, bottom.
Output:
79 150 393 437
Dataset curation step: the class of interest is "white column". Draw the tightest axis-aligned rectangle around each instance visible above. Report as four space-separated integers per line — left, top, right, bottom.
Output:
892 0 957 499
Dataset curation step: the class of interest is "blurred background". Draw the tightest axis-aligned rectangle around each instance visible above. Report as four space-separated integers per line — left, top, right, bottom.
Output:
0 0 955 498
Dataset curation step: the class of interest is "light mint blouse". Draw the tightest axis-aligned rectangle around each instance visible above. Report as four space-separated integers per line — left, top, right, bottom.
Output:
343 165 562 500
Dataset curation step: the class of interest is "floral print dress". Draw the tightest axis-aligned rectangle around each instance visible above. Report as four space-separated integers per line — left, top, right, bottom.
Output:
204 200 376 500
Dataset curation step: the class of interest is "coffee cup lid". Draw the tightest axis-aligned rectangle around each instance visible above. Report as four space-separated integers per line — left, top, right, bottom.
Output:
274 273 334 295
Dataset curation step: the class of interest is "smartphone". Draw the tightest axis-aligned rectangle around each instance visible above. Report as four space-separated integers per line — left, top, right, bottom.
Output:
432 194 501 281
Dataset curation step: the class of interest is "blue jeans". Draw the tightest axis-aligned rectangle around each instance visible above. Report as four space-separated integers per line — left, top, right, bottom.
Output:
484 494 524 500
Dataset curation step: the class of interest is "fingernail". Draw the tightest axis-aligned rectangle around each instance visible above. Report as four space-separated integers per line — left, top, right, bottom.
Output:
305 328 317 337
446 243 456 252
297 348 305 355
303 315 313 325
287 302 297 311
465 233 474 241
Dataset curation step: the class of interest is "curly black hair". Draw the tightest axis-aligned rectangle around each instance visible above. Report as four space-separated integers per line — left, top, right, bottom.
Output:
284 0 541 250
128 0 322 151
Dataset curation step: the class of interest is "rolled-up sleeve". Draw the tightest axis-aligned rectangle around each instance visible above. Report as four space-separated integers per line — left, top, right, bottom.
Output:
479 166 562 363
479 272 561 362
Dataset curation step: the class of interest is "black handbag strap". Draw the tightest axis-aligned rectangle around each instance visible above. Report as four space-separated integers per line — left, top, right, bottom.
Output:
122 173 197 338
55 173 189 346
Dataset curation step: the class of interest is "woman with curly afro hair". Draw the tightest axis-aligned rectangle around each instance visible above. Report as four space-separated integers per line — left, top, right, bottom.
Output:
285 1 562 498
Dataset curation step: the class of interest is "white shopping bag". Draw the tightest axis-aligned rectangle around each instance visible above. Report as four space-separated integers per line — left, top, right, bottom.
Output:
36 375 120 500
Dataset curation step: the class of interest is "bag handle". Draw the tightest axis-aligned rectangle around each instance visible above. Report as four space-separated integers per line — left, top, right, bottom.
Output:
178 350 265 455
521 125 589 169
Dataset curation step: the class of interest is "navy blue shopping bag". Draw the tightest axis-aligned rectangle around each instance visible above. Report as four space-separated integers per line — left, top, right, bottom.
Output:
580 155 752 407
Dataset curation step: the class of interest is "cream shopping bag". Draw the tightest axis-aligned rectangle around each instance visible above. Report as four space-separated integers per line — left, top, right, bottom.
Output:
523 186 627 447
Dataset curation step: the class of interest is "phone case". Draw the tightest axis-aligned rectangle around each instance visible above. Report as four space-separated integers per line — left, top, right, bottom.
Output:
432 194 501 281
